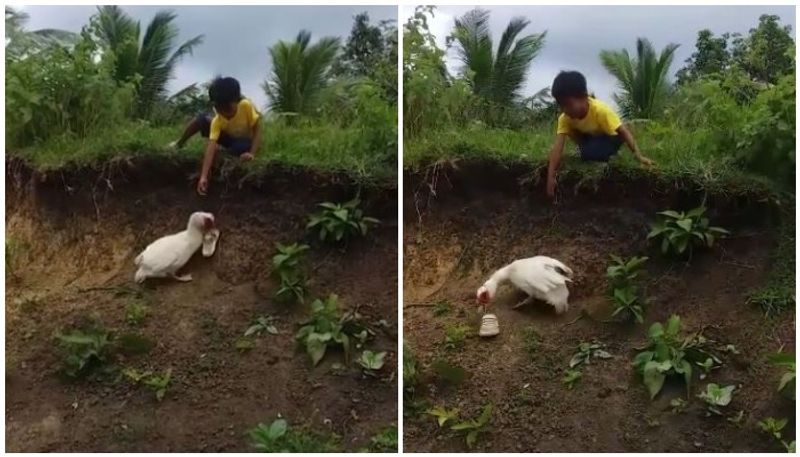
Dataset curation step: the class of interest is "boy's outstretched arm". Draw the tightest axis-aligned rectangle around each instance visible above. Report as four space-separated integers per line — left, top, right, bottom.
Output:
616 125 654 167
546 134 567 199
197 140 218 195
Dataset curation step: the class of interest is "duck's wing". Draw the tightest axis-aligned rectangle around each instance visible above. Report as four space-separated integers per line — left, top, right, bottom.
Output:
140 235 185 275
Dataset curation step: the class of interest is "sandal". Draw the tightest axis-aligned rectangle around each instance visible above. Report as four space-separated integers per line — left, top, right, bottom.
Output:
202 228 220 257
479 314 500 337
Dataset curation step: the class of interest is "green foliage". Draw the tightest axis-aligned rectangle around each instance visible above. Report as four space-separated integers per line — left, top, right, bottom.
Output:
632 315 718 399
521 326 541 355
264 30 341 115
647 205 730 257
450 404 492 449
365 424 397 452
307 198 380 243
606 255 648 323
610 287 645 324
248 418 340 452
769 352 796 401
670 397 688 414
54 325 111 378
427 406 460 427
295 294 357 366
599 38 679 119
244 315 279 337
358 350 387 374
5 238 22 277
125 367 172 401
698 383 735 415
758 417 795 452
606 255 648 287
402 342 418 397
431 359 469 385
569 341 612 368
432 301 453 317
125 300 150 326
562 369 582 390
272 242 309 304
443 323 472 350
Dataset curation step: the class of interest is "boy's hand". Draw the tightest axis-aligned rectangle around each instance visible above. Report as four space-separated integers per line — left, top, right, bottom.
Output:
240 152 254 162
546 175 557 199
637 154 655 168
197 177 209 196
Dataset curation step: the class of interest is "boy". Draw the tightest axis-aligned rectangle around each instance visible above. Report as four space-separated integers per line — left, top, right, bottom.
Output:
169 77 262 196
545 71 654 199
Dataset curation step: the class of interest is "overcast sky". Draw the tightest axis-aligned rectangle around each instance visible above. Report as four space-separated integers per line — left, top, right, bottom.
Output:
15 5 397 109
401 5 796 107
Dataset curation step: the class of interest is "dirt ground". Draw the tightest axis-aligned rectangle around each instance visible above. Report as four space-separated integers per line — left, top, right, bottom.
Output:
403 163 795 453
5 160 398 452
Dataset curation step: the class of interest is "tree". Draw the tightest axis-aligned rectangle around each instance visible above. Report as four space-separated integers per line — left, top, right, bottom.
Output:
263 30 340 115
333 12 398 101
600 38 679 119
675 30 730 84
89 6 204 117
731 14 794 84
5 6 78 60
449 8 546 115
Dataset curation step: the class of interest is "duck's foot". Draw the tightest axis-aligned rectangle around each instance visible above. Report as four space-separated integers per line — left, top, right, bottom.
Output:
512 295 535 309
173 273 193 282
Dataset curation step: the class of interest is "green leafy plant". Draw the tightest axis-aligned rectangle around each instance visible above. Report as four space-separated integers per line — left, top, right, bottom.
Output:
443 323 472 350
142 368 172 401
758 417 795 452
698 383 735 415
610 286 646 323
569 341 612 368
427 406 460 427
769 352 795 400
54 325 111 378
358 350 387 375
295 294 358 366
670 397 688 414
632 315 718 399
366 424 397 452
272 243 310 304
306 197 380 243
122 367 152 383
432 301 453 316
521 326 541 355
403 342 418 400
606 255 648 323
607 255 648 287
245 315 279 337
248 418 340 452
450 404 492 449
562 369 582 389
125 300 150 326
647 205 730 257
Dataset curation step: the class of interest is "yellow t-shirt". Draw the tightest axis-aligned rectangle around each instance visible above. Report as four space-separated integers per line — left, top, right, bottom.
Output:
556 98 622 137
209 98 260 141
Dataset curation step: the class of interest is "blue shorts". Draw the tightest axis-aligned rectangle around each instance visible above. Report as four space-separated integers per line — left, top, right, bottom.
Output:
195 112 252 156
576 134 624 162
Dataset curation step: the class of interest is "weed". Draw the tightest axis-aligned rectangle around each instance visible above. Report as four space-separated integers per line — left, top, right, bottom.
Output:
606 255 648 287
698 383 735 416
521 326 541 355
632 315 719 399
245 315 279 337
432 301 453 317
727 410 745 427
758 417 795 452
403 342 418 398
295 294 359 365
769 352 795 400
235 337 256 353
55 324 111 378
366 424 397 452
569 341 612 368
115 333 154 356
606 255 648 323
670 397 688 414
272 243 309 304
647 205 730 258
358 350 387 375
610 286 646 324
450 404 492 449
125 300 150 326
248 418 340 452
306 197 380 243
427 406 460 427
562 369 582 389
748 224 795 317
6 238 23 277
442 323 471 350
122 368 152 383
431 359 469 385
142 368 172 401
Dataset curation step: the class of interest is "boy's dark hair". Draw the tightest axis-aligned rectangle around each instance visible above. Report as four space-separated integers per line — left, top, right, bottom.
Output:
208 76 242 107
552 71 588 103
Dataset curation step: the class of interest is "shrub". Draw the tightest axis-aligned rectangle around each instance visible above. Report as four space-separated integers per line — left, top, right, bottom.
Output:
307 197 380 243
54 324 111 378
647 205 730 258
248 418 339 452
295 294 359 365
450 404 492 449
272 243 309 304
606 255 649 323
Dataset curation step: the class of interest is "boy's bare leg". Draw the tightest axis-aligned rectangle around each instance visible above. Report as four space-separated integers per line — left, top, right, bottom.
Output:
173 116 203 148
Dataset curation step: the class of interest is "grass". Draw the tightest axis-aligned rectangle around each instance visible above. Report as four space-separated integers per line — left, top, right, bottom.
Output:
404 123 781 197
11 120 396 183
748 221 796 317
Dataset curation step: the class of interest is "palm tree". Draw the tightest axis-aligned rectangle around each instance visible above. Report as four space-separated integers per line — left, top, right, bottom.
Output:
5 6 78 59
600 38 679 119
91 6 204 116
450 8 546 112
263 30 340 115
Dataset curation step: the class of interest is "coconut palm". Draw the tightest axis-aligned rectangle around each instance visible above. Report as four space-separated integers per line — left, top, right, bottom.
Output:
450 8 546 111
5 6 78 59
263 30 340 115
91 6 204 116
600 38 679 119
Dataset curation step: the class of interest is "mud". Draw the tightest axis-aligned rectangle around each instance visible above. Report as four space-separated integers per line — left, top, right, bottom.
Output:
403 161 795 452
5 159 398 452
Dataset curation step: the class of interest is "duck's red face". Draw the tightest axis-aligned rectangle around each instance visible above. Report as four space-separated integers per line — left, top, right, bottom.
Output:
203 216 215 232
476 287 491 304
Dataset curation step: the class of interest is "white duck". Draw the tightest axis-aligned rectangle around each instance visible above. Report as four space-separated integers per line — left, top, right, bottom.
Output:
134 212 216 283
476 256 574 314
